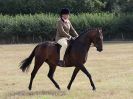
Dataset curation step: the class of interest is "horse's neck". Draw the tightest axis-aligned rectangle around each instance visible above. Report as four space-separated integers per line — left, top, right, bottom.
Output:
75 33 91 50
64 33 91 66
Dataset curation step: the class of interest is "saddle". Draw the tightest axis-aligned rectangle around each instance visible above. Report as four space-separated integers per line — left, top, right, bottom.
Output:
54 38 75 66
65 38 75 55
54 38 75 56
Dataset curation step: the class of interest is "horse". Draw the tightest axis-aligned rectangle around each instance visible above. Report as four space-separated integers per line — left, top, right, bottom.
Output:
19 28 103 91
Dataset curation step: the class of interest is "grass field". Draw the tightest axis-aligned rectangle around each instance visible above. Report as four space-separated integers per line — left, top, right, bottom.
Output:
0 42 133 99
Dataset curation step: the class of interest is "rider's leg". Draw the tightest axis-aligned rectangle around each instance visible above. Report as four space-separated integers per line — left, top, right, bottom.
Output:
57 38 68 66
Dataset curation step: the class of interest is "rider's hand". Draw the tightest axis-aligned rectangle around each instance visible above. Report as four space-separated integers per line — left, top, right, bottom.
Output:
68 36 78 40
72 36 78 40
72 37 76 40
69 36 72 40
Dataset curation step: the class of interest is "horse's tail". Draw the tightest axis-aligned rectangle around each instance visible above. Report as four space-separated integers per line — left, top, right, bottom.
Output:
20 45 37 72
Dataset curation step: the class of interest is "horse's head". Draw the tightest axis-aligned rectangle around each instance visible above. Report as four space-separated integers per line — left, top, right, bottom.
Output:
88 28 103 52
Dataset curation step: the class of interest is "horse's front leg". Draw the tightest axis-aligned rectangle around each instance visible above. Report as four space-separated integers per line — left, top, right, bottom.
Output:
77 64 96 91
67 67 80 90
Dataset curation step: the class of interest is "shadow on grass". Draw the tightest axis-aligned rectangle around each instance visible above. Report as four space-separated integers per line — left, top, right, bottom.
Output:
8 90 67 97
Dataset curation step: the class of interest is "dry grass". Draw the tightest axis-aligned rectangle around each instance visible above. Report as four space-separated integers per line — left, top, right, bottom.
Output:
0 42 133 99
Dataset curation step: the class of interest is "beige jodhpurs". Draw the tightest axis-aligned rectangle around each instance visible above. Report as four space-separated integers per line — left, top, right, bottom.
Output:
57 38 68 60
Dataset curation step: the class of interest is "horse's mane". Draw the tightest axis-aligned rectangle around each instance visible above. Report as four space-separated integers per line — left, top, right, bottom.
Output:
75 28 98 40
66 28 98 55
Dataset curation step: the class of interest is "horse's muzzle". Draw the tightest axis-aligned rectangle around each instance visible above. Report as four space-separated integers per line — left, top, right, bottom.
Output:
97 48 103 52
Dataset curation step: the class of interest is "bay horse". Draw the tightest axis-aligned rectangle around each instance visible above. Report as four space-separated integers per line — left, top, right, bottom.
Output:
20 28 103 91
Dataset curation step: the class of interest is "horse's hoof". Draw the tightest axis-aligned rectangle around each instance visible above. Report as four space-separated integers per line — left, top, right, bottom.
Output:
28 86 32 90
56 85 61 90
67 86 70 90
92 87 96 91
57 87 61 90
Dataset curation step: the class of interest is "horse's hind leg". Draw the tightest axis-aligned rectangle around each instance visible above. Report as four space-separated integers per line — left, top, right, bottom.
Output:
47 64 60 90
28 57 44 90
67 67 80 90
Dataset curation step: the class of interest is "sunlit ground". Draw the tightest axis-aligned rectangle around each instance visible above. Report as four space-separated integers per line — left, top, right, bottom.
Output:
0 42 133 99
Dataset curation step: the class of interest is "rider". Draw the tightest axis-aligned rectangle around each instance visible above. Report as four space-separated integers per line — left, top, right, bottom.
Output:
55 8 79 66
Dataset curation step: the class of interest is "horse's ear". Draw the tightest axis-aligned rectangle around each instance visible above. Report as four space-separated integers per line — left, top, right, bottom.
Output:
98 27 102 33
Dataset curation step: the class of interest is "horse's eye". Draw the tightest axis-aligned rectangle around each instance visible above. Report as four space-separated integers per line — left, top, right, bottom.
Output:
96 37 100 41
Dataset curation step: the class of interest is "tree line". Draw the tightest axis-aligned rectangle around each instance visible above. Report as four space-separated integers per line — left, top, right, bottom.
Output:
0 0 132 43
0 13 133 44
0 0 133 15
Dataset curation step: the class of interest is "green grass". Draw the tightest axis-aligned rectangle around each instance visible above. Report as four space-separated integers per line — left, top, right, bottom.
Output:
0 42 133 99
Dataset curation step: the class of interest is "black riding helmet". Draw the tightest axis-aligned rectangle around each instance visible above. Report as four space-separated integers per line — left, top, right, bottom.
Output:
60 8 70 22
60 8 70 16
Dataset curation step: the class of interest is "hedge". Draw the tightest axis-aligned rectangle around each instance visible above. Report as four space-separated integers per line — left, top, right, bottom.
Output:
0 13 133 43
